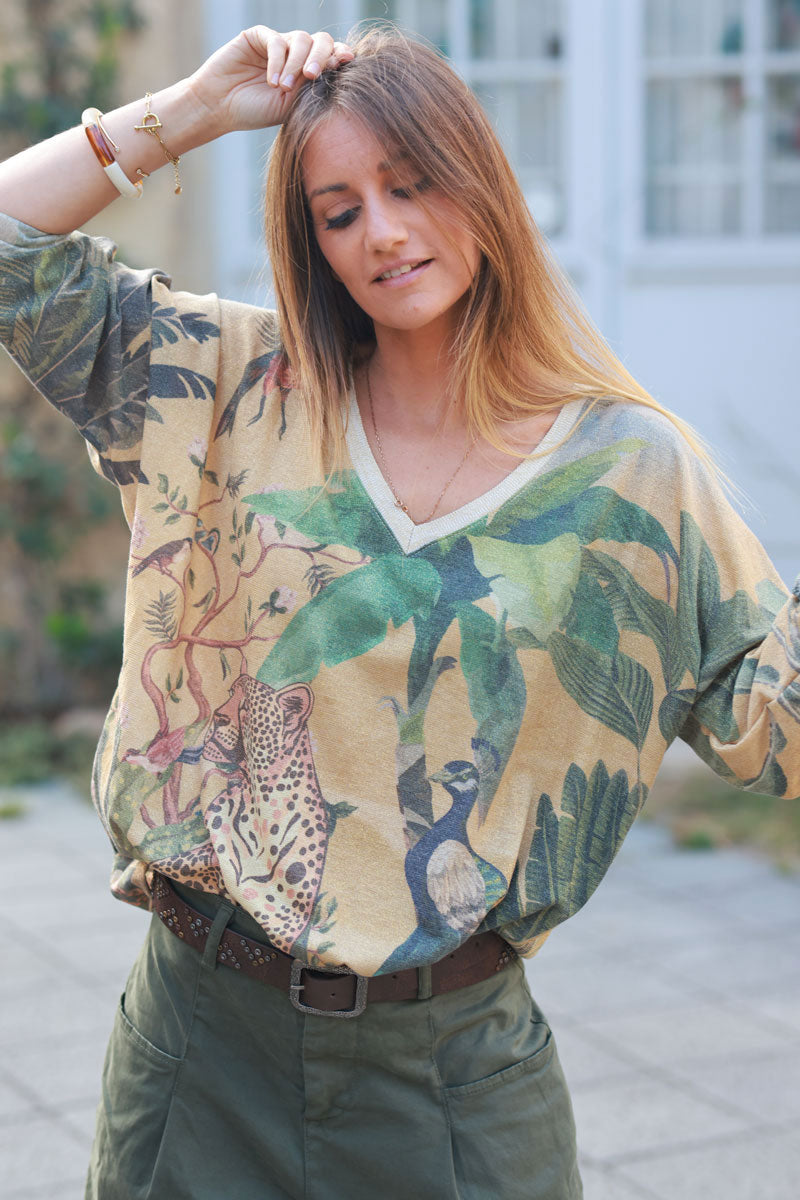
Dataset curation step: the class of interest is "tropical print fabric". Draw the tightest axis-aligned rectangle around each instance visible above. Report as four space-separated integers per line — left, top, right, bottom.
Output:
1 213 798 977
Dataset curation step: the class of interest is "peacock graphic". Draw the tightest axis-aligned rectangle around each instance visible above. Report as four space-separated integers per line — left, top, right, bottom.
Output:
380 759 508 973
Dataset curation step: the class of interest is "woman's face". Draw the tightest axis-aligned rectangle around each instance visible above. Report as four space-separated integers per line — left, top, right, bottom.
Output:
302 113 480 339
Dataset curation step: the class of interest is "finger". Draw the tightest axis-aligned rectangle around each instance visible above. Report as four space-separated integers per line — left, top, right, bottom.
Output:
302 32 336 78
279 30 313 90
262 30 290 88
327 41 356 68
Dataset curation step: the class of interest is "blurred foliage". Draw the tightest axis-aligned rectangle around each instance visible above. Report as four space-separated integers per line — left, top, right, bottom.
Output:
44 580 124 686
0 404 127 714
0 417 117 555
0 2 145 714
0 800 26 819
0 0 146 145
0 717 97 794
0 719 55 784
643 768 800 874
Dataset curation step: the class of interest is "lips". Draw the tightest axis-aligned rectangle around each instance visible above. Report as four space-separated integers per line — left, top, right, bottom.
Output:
373 258 432 284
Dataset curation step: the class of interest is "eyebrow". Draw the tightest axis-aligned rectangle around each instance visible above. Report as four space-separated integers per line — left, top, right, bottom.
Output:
307 154 410 202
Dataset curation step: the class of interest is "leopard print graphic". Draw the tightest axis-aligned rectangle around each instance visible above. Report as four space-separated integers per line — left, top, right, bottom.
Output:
198 674 329 954
151 841 224 895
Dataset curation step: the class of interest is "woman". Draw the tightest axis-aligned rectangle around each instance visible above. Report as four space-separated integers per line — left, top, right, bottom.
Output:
1 23 797 1200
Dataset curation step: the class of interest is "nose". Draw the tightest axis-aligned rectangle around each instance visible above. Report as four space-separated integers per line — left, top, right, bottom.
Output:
362 195 408 253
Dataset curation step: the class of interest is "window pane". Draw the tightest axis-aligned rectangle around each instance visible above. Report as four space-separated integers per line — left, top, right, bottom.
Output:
363 0 397 16
253 0 350 34
362 1 447 52
470 0 564 61
474 81 564 235
409 0 449 54
645 180 741 235
513 0 564 60
767 75 800 160
470 0 495 59
644 0 745 56
765 75 800 231
647 78 743 165
768 0 800 50
645 78 744 234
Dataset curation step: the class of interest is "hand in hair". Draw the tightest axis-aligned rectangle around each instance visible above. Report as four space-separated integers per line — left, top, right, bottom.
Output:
190 27 355 136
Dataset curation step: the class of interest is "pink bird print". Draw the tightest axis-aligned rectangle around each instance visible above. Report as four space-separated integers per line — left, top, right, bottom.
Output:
123 726 188 774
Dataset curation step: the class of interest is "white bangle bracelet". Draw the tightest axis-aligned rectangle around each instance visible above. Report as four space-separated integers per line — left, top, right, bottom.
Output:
102 157 144 200
82 107 144 200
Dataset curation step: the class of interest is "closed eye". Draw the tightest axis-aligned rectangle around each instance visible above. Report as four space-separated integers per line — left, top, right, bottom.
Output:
391 176 433 200
325 208 358 230
323 177 433 231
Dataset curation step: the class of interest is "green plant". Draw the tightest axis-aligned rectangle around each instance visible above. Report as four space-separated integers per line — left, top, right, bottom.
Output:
0 1 146 145
0 3 145 714
0 717 98 795
0 418 118 557
644 768 800 873
51 730 101 796
676 828 716 851
0 408 126 712
0 720 56 785
0 800 26 819
45 581 123 678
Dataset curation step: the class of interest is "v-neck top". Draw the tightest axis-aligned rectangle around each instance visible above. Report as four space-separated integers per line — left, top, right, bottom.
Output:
2 212 798 978
345 387 585 554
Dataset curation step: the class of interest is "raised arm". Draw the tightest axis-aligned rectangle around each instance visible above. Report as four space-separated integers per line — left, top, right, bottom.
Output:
0 27 354 234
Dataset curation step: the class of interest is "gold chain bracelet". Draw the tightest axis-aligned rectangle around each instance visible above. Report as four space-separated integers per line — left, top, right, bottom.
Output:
134 92 182 195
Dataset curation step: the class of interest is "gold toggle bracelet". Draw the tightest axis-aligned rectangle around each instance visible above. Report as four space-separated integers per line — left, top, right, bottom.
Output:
134 92 182 194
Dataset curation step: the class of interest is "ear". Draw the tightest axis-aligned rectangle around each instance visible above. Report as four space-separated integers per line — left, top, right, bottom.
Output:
277 683 314 734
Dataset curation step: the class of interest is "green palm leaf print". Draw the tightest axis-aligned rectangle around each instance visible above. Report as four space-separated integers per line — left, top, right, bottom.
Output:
244 476 397 560
467 532 582 644
548 632 654 751
257 555 441 689
484 439 645 538
518 760 644 931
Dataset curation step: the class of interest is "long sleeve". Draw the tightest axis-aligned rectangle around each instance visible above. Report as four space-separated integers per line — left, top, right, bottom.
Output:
677 507 800 797
637 413 800 798
0 212 163 492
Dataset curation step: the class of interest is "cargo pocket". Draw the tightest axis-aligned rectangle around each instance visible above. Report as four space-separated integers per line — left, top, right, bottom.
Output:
442 1006 582 1199
85 993 184 1200
85 974 189 1200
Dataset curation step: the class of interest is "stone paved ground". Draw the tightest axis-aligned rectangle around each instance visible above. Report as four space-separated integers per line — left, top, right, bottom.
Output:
1 777 798 1199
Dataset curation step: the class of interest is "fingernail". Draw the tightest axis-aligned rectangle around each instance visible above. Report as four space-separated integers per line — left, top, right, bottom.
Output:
307 61 320 77
281 74 295 89
271 73 280 86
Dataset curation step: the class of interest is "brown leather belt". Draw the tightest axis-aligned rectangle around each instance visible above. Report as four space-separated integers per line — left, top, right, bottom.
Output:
152 873 517 1018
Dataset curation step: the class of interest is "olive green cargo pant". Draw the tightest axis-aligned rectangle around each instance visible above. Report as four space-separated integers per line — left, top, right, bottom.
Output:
86 885 582 1199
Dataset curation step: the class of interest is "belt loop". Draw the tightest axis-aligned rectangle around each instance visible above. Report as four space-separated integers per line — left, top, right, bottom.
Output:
202 898 235 972
416 963 433 1000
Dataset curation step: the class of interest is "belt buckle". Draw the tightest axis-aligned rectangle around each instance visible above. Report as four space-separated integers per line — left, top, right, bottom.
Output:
289 960 368 1018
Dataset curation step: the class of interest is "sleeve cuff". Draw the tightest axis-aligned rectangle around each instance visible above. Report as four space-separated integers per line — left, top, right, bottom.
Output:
0 211 73 246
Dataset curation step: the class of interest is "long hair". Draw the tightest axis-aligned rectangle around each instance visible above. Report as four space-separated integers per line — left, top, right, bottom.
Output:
266 24 710 476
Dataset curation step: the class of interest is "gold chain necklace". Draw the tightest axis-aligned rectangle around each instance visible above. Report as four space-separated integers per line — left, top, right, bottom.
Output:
366 363 476 524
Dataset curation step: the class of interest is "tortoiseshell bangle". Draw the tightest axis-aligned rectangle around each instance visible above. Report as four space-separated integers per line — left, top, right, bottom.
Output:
81 107 144 200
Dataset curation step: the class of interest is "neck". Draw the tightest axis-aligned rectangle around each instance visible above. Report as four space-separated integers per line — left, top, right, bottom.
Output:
368 318 461 434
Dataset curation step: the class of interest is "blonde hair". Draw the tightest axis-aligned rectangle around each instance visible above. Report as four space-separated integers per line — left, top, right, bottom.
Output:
265 24 711 475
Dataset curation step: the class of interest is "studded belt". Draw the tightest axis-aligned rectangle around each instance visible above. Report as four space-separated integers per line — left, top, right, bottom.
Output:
152 873 517 1018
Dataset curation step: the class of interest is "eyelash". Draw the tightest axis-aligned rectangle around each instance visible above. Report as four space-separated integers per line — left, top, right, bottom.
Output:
324 177 433 231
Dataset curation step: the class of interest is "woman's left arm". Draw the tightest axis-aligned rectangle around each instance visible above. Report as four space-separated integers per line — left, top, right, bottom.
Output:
674 467 800 799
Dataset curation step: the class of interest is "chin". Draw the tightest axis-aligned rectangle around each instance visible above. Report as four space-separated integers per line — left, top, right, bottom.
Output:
370 301 464 334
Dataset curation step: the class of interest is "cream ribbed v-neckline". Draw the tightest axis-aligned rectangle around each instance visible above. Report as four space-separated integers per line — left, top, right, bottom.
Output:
344 389 585 555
